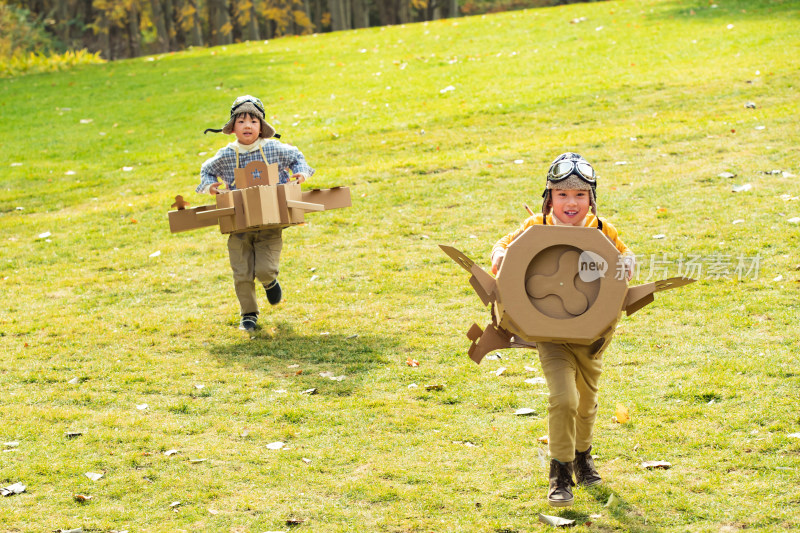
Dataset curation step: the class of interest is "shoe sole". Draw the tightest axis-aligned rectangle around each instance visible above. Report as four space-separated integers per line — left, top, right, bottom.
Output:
577 479 602 487
547 498 574 507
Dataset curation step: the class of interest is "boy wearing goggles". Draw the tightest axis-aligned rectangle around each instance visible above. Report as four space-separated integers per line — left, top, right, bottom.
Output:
198 95 315 331
490 153 635 508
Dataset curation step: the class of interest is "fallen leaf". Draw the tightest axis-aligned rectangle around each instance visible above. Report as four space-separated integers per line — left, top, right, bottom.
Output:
788 217 800 224
537 435 549 444
538 513 575 527
788 432 800 439
65 431 83 438
614 403 630 424
514 407 536 416
163 449 179 456
3 441 19 448
266 441 285 450
425 384 445 391
85 472 104 481
169 501 181 508
406 357 420 367
300 388 317 395
525 377 546 385
772 275 783 282
286 518 306 525
652 234 666 239
136 403 148 410
718 171 736 178
38 231 52 239
605 493 620 507
641 460 671 469
485 354 502 361
1 482 26 496
537 447 548 467
67 377 80 385
148 251 161 258
73 494 92 502
732 183 752 192
319 371 335 378
189 458 207 463
494 366 507 376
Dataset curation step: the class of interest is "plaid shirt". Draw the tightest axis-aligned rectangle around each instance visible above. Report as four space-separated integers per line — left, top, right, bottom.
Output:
197 139 315 193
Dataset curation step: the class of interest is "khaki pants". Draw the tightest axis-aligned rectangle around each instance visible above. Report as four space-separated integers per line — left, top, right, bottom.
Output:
227 228 283 315
538 341 606 462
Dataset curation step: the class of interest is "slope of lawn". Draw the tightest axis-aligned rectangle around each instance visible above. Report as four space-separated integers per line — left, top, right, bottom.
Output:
1 0 799 531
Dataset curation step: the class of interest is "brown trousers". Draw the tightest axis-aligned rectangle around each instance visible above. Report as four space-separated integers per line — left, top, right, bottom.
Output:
537 341 605 462
227 228 283 315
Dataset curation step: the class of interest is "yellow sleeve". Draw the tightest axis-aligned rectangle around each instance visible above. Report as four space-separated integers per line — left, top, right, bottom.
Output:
599 218 633 256
491 215 542 259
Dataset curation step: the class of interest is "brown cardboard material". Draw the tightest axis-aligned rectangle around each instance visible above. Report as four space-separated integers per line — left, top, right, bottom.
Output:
440 225 695 364
168 167 351 235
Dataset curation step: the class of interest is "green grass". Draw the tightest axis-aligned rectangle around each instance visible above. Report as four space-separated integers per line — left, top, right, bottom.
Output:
2 0 800 531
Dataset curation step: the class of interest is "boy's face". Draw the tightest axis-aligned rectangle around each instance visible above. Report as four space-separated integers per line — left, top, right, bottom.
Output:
550 189 591 226
232 113 261 144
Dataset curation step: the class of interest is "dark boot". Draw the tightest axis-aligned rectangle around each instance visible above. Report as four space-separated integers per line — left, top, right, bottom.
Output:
547 459 575 507
573 446 602 487
265 280 282 305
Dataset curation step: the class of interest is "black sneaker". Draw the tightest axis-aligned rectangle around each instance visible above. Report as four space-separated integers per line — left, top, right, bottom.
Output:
547 459 575 507
265 280 282 305
573 446 602 487
239 313 258 331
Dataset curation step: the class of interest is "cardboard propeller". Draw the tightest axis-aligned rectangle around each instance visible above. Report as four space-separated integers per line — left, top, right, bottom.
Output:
441 225 695 364
168 161 351 234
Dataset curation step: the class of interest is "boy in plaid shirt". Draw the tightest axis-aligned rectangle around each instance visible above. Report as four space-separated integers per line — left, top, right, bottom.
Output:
199 95 315 331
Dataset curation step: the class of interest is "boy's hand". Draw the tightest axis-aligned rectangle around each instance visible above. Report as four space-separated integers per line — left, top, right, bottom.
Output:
623 255 636 281
292 173 307 184
491 250 505 275
208 182 221 195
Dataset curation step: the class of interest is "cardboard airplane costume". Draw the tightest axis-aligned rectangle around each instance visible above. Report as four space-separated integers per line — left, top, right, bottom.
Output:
168 161 351 234
440 225 695 364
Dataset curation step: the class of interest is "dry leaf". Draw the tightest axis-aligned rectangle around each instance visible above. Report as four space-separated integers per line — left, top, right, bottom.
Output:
494 366 507 376
301 388 317 395
135 403 148 410
641 460 671 469
525 377 546 385
169 501 181 508
286 518 306 525
65 431 83 438
537 435 549 444
514 408 536 416
73 494 92 502
406 357 420 367
163 449 179 456
189 458 207 463
1 482 26 496
538 513 575 527
614 403 630 424
425 384 444 391
267 441 285 450
84 472 103 481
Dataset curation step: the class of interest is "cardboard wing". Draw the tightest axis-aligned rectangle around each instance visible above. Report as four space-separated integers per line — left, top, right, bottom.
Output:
169 162 351 234
440 225 695 364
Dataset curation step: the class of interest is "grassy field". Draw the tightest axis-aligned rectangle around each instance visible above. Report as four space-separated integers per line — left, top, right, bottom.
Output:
2 0 799 531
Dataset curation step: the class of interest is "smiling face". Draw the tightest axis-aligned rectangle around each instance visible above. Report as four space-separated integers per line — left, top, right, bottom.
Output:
549 189 591 226
232 112 261 144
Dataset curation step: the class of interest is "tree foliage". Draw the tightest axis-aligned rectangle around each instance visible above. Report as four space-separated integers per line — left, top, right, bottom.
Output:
0 0 583 62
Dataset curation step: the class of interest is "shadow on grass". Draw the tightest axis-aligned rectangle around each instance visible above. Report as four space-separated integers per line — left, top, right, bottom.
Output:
208 320 398 392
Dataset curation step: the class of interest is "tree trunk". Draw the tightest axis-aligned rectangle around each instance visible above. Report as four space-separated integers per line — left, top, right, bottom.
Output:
150 0 170 53
327 0 347 31
247 1 260 40
128 2 141 57
352 0 368 28
216 0 233 44
187 0 204 46
446 0 457 19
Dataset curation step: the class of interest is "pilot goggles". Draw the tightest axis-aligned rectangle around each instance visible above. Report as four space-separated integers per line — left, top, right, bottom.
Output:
546 159 596 186
230 96 265 117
